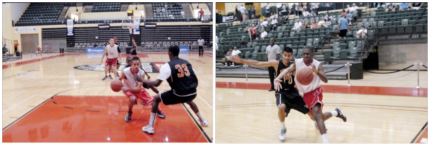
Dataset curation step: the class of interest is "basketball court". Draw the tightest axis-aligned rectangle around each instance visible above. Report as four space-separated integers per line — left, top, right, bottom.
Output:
2 52 213 142
215 71 428 143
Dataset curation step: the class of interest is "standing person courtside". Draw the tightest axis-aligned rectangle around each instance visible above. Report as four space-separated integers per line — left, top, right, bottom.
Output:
199 8 204 20
266 38 281 91
197 37 204 57
14 42 19 56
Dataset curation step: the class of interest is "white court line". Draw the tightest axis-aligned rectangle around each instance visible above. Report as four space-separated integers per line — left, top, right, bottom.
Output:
3 95 36 113
198 95 213 109
421 138 428 143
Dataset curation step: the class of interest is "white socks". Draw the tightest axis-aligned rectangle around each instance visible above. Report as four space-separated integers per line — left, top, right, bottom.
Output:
330 111 338 117
196 112 204 121
280 121 286 129
149 112 156 127
321 133 329 143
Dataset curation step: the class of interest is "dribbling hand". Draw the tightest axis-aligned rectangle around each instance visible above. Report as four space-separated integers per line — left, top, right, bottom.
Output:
274 78 283 91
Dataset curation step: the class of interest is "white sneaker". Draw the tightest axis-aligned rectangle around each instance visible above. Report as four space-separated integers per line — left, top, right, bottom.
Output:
225 64 227 66
142 125 154 134
232 63 235 66
200 119 209 127
279 128 286 141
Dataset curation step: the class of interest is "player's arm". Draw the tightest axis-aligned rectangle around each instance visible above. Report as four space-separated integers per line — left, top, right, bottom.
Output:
119 71 126 81
101 47 107 63
231 56 277 67
141 79 163 87
313 63 328 83
275 63 296 80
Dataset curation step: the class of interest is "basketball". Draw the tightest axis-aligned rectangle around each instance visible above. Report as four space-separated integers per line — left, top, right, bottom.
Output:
296 67 314 85
110 79 123 92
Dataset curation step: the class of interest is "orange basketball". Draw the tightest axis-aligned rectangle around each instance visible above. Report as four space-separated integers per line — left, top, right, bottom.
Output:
110 79 123 92
296 67 314 85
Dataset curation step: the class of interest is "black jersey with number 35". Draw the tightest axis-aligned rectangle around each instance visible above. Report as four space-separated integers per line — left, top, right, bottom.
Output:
167 58 198 95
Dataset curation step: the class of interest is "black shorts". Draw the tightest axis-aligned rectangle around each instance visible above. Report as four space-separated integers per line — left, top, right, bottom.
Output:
131 49 137 55
339 29 347 37
199 46 203 49
275 92 309 115
160 89 196 105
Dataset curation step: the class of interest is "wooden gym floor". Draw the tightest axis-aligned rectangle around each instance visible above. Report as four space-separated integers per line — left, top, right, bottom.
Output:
2 52 213 142
215 71 428 143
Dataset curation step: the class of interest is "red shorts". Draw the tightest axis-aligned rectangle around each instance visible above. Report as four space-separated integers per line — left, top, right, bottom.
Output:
123 88 154 105
105 58 117 67
303 87 323 113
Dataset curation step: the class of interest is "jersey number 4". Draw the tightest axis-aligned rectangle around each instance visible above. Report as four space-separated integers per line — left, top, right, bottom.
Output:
175 64 190 78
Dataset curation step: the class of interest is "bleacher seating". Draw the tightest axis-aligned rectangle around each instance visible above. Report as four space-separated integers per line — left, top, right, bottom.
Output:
15 3 65 26
152 3 183 19
91 3 121 12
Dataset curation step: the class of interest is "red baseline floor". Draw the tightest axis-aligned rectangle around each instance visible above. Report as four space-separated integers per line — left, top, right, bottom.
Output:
2 95 209 142
216 82 428 97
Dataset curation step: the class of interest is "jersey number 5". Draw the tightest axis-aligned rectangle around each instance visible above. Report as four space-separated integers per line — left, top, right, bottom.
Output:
175 64 190 78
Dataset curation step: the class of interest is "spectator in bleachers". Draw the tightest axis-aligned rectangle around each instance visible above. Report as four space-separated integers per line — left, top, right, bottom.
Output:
251 6 256 18
324 11 333 21
386 3 396 12
295 3 303 16
341 9 346 17
326 18 332 30
338 15 349 39
265 3 271 17
302 20 309 29
309 9 315 17
270 13 278 31
346 4 351 12
311 3 319 10
260 28 268 40
346 11 352 25
231 46 241 66
350 3 359 12
317 17 328 28
239 5 246 14
399 3 411 11
372 3 382 8
224 48 233 66
302 9 310 17
156 8 160 13
411 3 423 10
310 19 318 31
292 19 302 30
181 10 185 18
356 26 367 38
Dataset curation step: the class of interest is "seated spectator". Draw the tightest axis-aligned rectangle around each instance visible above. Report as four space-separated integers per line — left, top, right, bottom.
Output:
181 10 185 18
310 19 318 31
346 11 352 25
346 4 351 12
156 8 160 13
317 17 328 28
326 18 332 30
292 19 302 30
411 3 423 10
310 9 317 17
270 14 278 31
302 9 310 17
260 28 268 40
386 3 396 12
324 12 333 21
356 26 367 38
224 48 233 66
350 3 358 12
301 20 308 29
399 3 411 11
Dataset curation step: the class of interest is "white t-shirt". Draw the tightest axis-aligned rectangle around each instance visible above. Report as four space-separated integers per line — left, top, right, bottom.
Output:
123 67 145 88
293 22 302 29
350 6 358 12
232 49 241 56
271 19 278 25
294 58 321 93
265 44 281 61
260 31 267 39
318 20 325 25
197 39 205 46
240 6 246 14
356 29 367 37
303 11 310 17
158 63 172 80
106 44 119 59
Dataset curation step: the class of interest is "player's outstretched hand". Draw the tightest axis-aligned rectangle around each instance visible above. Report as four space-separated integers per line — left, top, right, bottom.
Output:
231 56 241 63
274 78 283 91
122 87 130 92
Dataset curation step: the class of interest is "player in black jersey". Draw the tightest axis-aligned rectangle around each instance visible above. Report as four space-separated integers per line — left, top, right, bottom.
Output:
231 47 344 141
139 46 208 134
